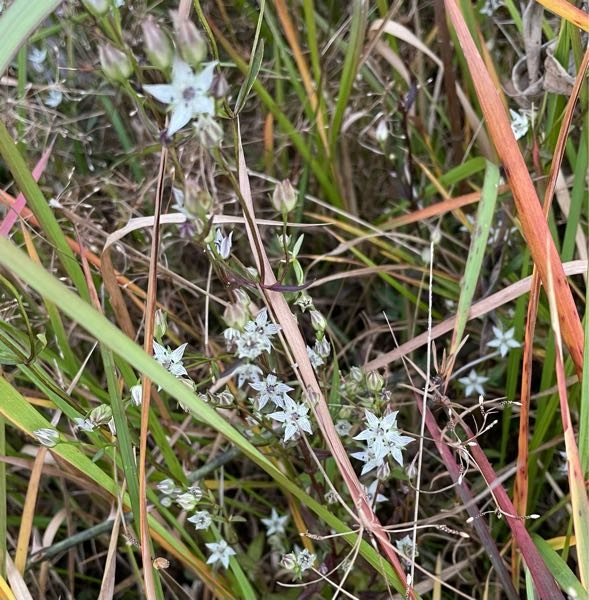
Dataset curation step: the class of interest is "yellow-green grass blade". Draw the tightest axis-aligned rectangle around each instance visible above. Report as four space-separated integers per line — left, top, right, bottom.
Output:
449 159 500 357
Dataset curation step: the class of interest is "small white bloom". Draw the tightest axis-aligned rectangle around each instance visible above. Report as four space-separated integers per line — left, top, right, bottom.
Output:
144 56 216 136
458 369 489 397
364 480 387 505
395 534 419 565
44 88 63 108
28 47 47 72
306 345 324 369
487 325 520 357
234 363 263 388
268 397 313 442
213 229 233 259
188 510 212 530
281 548 316 579
261 508 289 536
73 417 95 432
176 491 199 511
156 478 177 495
33 428 59 447
153 341 188 377
205 539 236 569
480 0 503 15
352 409 413 474
130 384 143 406
510 108 529 140
250 373 293 410
227 309 281 360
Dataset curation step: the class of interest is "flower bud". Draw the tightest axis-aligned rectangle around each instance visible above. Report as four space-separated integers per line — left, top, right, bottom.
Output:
171 11 207 67
90 404 113 427
130 384 143 407
99 44 132 83
366 370 385 393
141 16 173 71
156 478 176 495
271 179 297 214
33 428 60 448
309 309 327 334
223 301 248 329
193 114 223 148
82 0 109 17
375 118 388 143
154 309 167 340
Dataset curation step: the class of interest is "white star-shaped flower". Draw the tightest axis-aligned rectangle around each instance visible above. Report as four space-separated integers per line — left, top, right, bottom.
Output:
153 340 188 377
144 56 216 136
261 508 289 536
268 397 313 442
487 325 520 357
458 369 489 397
509 108 529 140
205 539 236 569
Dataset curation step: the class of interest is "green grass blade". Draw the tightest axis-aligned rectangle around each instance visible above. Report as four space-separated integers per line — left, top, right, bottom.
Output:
449 159 500 357
328 1 367 157
0 0 61 75
0 122 89 301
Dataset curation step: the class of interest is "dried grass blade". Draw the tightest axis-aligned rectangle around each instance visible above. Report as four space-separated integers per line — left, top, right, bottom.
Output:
545 250 589 591
444 0 584 377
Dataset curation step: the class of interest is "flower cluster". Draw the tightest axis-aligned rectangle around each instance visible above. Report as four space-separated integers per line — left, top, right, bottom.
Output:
281 548 316 580
350 409 413 476
224 308 281 361
157 479 212 531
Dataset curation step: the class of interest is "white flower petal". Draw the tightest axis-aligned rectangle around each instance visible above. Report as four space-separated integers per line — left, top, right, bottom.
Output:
167 103 194 135
144 83 176 104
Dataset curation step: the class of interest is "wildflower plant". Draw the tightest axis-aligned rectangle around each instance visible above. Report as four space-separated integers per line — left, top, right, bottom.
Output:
1 2 586 600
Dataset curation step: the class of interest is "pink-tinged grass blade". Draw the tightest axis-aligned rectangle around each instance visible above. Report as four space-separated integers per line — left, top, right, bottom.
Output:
0 141 53 237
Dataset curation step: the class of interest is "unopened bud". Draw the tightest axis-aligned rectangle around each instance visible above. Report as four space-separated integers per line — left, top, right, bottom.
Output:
99 44 132 83
309 310 327 334
223 302 248 329
82 0 109 17
271 179 297 214
375 118 388 143
183 180 212 218
193 114 223 148
171 11 207 67
154 309 167 340
142 16 173 70
366 370 384 393
33 428 60 448
209 73 229 99
90 404 113 427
